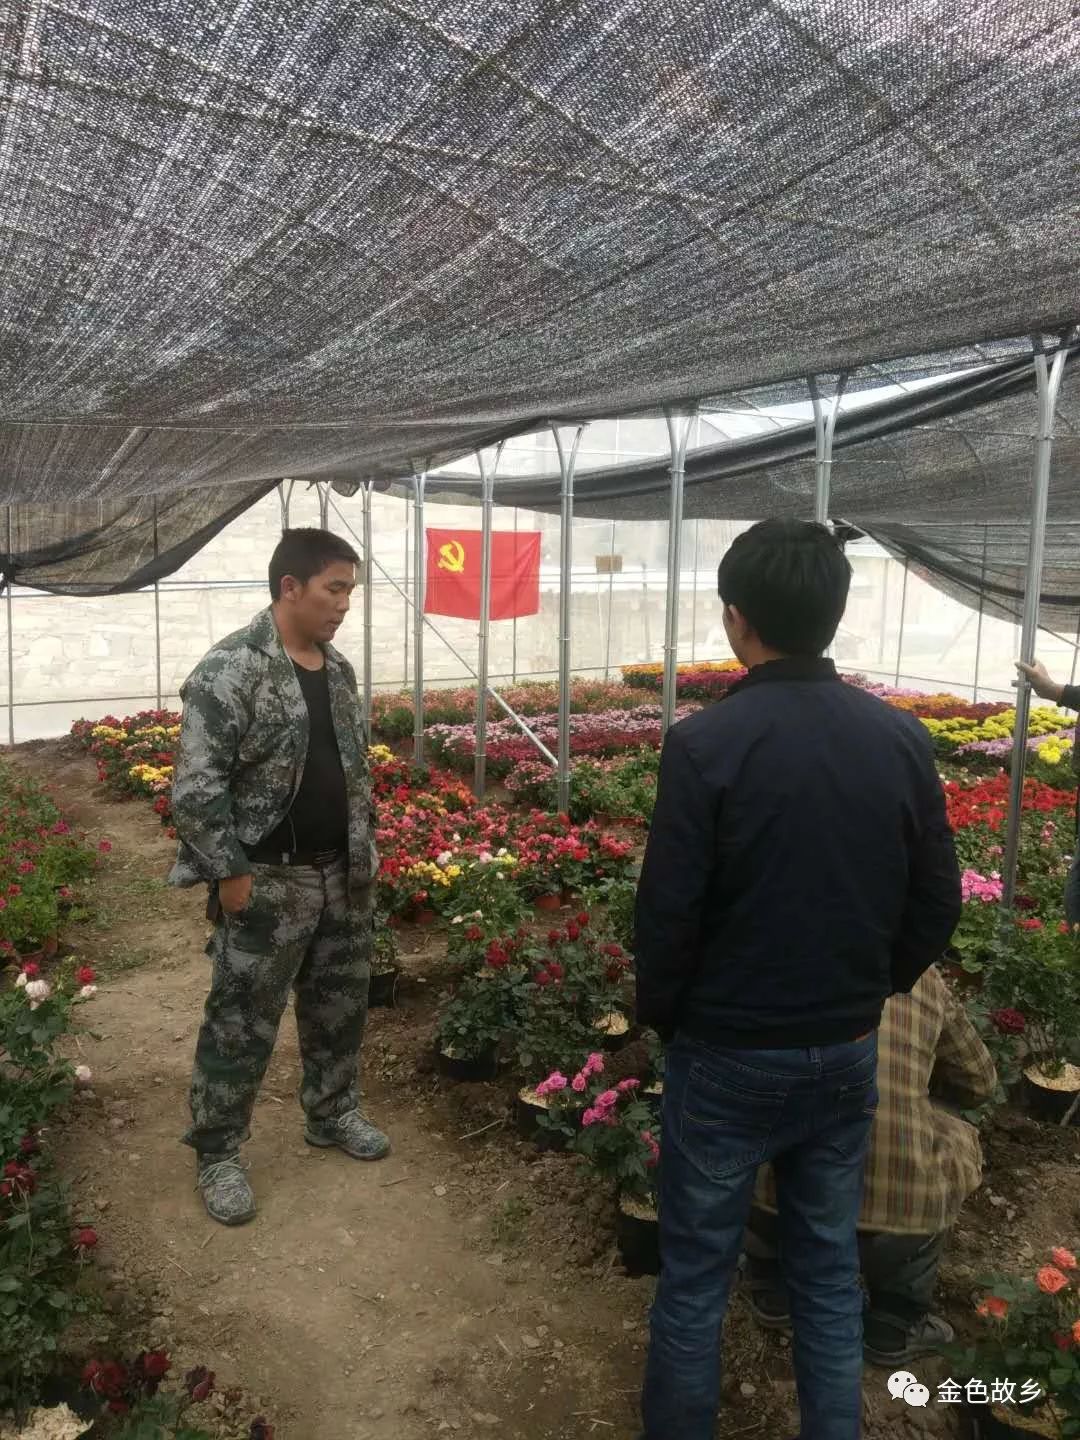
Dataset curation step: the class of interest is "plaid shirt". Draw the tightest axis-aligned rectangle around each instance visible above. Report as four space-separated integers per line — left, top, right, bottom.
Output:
754 966 997 1235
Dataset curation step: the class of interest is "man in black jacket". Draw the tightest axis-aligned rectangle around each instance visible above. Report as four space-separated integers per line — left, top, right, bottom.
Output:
636 520 961 1440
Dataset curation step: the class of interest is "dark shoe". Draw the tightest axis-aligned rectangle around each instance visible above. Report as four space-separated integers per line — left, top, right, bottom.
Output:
305 1108 390 1160
864 1313 954 1367
745 1291 793 1332
197 1153 256 1226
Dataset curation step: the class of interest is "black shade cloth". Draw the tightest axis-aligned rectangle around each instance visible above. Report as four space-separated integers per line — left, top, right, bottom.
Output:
0 481 277 595
0 2 1077 504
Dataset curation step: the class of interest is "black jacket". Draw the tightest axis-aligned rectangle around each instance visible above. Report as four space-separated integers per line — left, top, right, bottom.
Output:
633 658 962 1048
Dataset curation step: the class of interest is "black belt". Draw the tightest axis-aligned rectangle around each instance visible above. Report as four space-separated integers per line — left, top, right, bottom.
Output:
245 845 343 868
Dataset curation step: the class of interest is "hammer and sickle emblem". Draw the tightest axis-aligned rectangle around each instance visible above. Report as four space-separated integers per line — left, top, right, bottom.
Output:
437 540 466 573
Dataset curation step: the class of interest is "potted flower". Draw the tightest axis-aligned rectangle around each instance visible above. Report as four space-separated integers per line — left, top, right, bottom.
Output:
435 954 529 1082
531 1056 660 1275
0 871 61 966
368 913 399 1008
957 1247 1080 1437
981 925 1080 1123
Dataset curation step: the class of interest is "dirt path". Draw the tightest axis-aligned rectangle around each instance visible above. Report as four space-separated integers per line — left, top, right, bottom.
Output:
14 743 676 1440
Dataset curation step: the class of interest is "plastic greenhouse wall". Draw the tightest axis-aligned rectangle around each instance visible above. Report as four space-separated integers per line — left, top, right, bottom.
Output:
3 419 1077 744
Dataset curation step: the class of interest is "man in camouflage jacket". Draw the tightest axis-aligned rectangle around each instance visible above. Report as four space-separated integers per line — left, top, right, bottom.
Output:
169 528 386 1225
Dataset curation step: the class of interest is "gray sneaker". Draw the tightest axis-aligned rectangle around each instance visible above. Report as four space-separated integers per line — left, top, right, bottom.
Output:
196 1154 256 1226
305 1109 390 1160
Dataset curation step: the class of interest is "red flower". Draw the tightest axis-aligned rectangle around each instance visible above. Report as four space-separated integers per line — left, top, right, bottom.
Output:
76 966 97 986
1053 1332 1072 1352
485 942 509 970
74 1226 99 1250
81 1360 103 1390
547 929 562 946
1019 918 1044 932
576 911 590 928
602 943 624 958
534 970 552 988
98 839 113 854
547 962 564 981
565 923 580 942
17 860 34 874
990 1008 1026 1035
20 961 40 979
19 1135 39 1156
140 1350 172 1380
108 1400 131 1417
463 925 482 942
185 1366 215 1402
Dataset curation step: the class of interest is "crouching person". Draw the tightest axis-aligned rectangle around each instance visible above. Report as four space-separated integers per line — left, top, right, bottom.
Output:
745 966 996 1365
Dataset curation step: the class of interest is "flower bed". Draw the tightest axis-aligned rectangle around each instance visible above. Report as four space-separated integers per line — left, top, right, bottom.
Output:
369 679 656 741
620 660 745 702
0 763 100 963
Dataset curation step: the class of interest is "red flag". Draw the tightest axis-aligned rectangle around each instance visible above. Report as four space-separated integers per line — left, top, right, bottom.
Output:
424 528 540 620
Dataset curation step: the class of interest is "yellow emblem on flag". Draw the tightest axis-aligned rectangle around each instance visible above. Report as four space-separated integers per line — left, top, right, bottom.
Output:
437 539 466 573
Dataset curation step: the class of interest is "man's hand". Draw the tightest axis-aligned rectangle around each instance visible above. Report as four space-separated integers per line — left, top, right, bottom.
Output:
1015 659 1063 704
218 873 253 915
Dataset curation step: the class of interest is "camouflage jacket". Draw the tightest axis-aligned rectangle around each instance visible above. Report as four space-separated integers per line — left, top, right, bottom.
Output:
168 607 377 898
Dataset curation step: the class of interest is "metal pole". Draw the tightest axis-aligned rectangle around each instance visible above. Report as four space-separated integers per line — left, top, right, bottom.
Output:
1071 610 1080 689
152 497 163 708
894 558 910 687
808 374 849 527
278 479 294 531
1001 338 1072 912
362 483 373 731
474 443 504 798
662 410 694 736
553 423 584 815
403 494 411 688
604 520 616 680
4 508 13 747
690 519 700 665
973 527 989 701
318 482 330 529
412 473 426 764
512 506 519 683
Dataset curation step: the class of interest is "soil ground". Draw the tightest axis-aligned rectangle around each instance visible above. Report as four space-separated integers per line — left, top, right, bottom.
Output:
9 740 1080 1440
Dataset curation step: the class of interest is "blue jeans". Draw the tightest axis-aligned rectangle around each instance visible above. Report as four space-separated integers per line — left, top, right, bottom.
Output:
642 1032 878 1440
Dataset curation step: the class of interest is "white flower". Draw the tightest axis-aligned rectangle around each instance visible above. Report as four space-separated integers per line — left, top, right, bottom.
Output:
497 847 507 857
437 850 453 867
25 979 51 1005
451 915 463 925
452 833 461 843
478 851 493 865
79 985 98 1000
74 1065 93 1087
495 873 506 881
14 972 27 990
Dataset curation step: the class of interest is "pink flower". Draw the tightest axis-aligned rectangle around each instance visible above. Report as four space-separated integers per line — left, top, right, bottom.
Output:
98 839 112 854
535 1071 568 1098
1020 918 1045 932
1052 1248 1078 1271
79 985 98 1000
74 1065 93 1087
1037 1266 1070 1295
571 1074 587 1093
583 1053 605 1077
581 1107 600 1128
595 1089 620 1111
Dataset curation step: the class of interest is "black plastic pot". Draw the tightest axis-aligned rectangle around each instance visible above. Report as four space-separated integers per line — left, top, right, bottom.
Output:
368 968 400 1008
1023 1069 1080 1124
967 1402 1059 1438
594 1009 633 1053
615 1191 660 1277
435 1043 498 1083
515 1089 567 1151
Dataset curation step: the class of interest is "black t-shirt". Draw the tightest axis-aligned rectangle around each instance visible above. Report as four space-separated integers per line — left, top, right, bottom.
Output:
265 661 349 854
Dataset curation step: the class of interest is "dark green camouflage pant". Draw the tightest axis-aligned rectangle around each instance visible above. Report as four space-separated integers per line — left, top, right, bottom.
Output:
185 860 372 1156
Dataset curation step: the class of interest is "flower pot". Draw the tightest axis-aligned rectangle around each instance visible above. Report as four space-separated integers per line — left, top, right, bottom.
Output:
533 893 562 913
1022 1063 1080 1124
369 968 400 1008
43 934 59 959
644 1078 663 1119
436 1042 498 1083
594 1009 632 1052
14 946 47 969
968 1401 1062 1438
615 1189 660 1277
515 1086 567 1151
414 907 439 926
943 959 983 992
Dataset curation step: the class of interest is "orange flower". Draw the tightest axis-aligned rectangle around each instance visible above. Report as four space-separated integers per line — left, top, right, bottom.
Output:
977 1296 1009 1320
1052 1248 1078 1271
1073 1320 1080 1345
1037 1267 1070 1295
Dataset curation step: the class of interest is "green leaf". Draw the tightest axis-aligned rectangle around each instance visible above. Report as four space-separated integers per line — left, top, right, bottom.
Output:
0 1276 20 1293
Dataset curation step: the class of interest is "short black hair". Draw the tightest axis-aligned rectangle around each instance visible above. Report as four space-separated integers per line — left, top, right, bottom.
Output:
716 519 851 656
269 528 360 600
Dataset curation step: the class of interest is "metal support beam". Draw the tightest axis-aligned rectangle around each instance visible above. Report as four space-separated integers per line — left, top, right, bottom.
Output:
894 559 910 687
604 519 616 680
152 496 163 708
318 482 330 529
553 423 585 815
278 479 295 531
973 528 989 701
1001 337 1073 912
662 410 694 736
809 374 849 527
361 483 373 732
412 473 426 764
4 508 13 747
474 444 504 798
